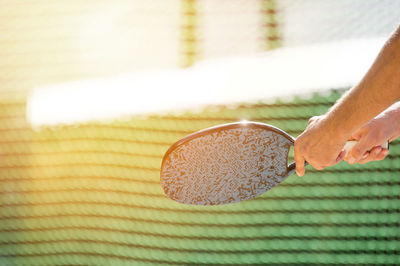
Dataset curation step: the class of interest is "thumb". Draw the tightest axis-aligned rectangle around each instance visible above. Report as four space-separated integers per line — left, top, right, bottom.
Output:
294 144 306 177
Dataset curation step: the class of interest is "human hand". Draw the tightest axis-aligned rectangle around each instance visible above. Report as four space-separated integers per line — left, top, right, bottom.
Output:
344 111 397 164
343 140 388 164
294 115 349 176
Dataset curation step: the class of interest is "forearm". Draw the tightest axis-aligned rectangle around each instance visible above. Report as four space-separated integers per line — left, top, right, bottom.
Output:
294 25 400 176
324 25 400 139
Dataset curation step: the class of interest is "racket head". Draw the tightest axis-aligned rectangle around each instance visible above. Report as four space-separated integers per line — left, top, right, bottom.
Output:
160 122 295 205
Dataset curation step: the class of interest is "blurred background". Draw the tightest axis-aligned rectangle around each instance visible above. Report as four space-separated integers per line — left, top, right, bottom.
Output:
0 0 399 265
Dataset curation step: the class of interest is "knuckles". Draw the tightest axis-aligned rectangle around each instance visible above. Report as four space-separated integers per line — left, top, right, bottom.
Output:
306 155 333 170
313 165 326 170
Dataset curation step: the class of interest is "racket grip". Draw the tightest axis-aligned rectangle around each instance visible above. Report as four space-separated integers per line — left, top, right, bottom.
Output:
288 140 389 176
288 140 389 175
343 140 389 154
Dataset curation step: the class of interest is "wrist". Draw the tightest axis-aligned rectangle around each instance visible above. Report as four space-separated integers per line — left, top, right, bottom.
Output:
323 111 353 142
379 102 400 142
390 108 400 141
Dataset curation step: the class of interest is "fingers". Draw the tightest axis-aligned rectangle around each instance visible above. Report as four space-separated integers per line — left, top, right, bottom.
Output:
294 142 306 177
347 138 371 164
336 150 346 163
313 164 326 171
357 147 389 164
294 129 338 176
295 114 345 175
307 116 320 126
344 146 389 164
294 138 330 176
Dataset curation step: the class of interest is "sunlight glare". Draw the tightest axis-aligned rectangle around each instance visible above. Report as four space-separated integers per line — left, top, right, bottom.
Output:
27 38 385 128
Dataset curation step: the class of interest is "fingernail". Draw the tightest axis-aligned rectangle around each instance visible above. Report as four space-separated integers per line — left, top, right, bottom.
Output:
296 171 303 177
348 158 355 164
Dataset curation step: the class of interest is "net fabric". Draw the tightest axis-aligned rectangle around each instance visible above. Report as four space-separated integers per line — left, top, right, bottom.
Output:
1 0 400 264
0 91 399 265
278 0 400 47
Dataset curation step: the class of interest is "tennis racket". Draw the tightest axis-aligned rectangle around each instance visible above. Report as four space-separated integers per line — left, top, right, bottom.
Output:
160 121 388 205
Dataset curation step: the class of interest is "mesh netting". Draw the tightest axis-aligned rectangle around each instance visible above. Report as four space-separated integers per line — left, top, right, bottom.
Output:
0 91 399 265
0 0 399 265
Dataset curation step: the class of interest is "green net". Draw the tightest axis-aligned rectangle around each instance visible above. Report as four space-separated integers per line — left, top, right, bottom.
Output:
0 90 399 265
1 1 399 264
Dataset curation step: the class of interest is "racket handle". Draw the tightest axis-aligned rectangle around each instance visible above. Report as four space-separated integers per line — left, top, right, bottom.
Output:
343 140 389 154
288 140 389 176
